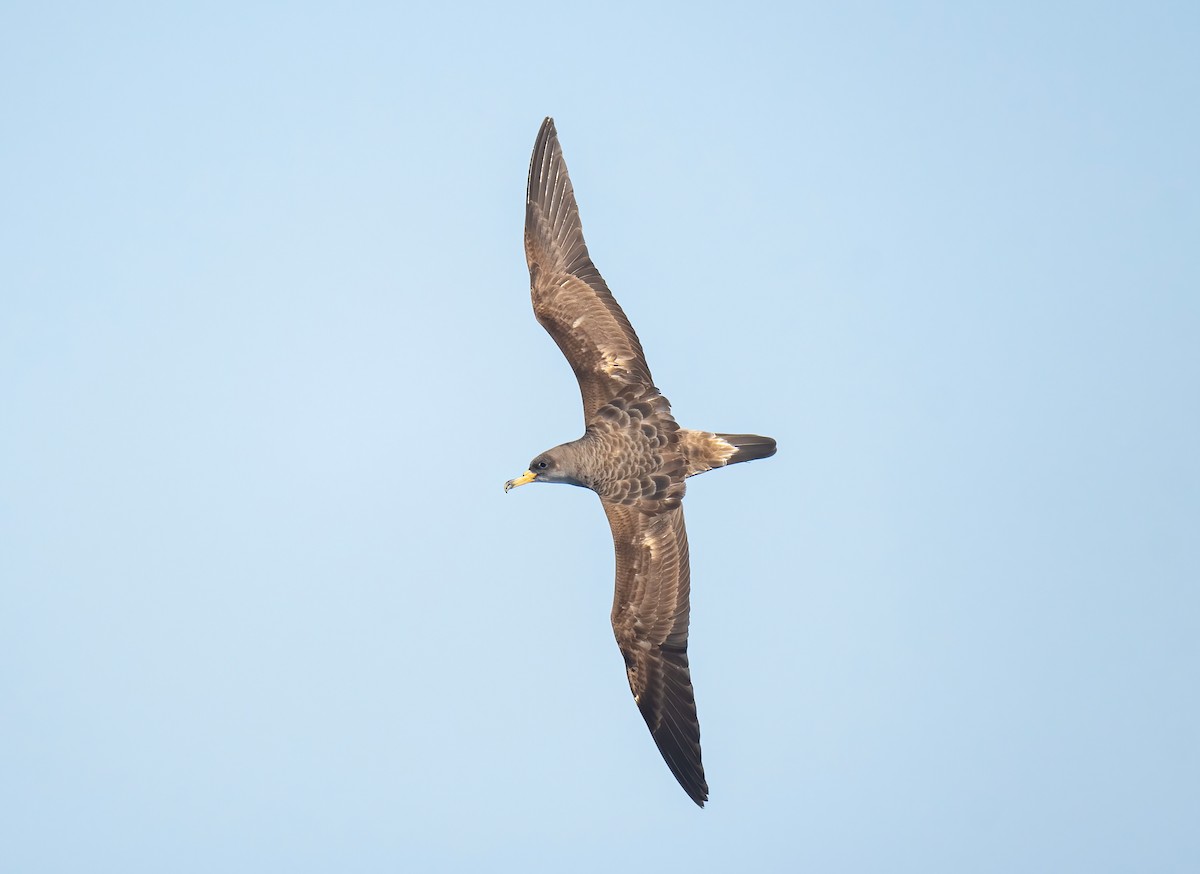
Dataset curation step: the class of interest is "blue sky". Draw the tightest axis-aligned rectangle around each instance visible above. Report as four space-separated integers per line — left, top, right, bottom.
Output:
2 2 1197 871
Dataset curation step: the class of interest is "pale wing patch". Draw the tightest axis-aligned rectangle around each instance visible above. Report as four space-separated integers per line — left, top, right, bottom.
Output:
597 348 625 375
641 529 658 558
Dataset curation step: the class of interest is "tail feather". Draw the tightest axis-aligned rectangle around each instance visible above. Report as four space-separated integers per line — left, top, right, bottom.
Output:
680 430 777 477
715 433 777 465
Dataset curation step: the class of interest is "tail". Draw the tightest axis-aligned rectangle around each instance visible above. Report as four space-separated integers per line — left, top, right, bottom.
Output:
716 433 777 465
680 430 777 477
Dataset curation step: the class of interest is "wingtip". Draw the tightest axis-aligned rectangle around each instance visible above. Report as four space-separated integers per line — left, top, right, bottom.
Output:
529 117 560 194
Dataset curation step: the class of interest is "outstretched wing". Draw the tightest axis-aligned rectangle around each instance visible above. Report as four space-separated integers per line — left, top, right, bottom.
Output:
525 117 655 421
603 500 708 807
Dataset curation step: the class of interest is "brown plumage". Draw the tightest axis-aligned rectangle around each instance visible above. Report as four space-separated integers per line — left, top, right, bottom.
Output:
505 118 776 807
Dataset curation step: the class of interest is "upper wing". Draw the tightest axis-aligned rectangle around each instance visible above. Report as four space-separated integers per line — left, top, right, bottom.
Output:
525 117 655 421
603 500 708 807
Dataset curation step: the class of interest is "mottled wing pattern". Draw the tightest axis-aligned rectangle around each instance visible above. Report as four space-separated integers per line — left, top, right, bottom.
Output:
525 117 654 420
603 501 708 807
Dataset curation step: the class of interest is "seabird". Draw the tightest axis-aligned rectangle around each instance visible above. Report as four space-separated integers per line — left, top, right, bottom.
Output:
505 118 776 807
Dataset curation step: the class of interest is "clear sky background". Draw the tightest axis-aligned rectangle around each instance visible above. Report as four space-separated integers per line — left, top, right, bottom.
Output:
2 2 1197 871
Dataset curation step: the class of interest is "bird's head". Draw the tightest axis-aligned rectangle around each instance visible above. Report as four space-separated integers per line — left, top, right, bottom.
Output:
504 446 585 492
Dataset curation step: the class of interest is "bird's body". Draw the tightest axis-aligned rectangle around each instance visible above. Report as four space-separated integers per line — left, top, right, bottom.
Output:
506 118 776 807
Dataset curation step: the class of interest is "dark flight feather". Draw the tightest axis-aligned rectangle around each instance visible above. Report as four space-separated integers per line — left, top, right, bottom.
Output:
603 502 708 806
525 119 654 420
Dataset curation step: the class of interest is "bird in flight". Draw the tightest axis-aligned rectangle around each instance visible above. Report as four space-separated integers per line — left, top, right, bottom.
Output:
505 118 776 807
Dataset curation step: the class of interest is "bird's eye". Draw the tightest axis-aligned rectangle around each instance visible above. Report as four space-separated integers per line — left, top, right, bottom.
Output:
537 460 549 470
